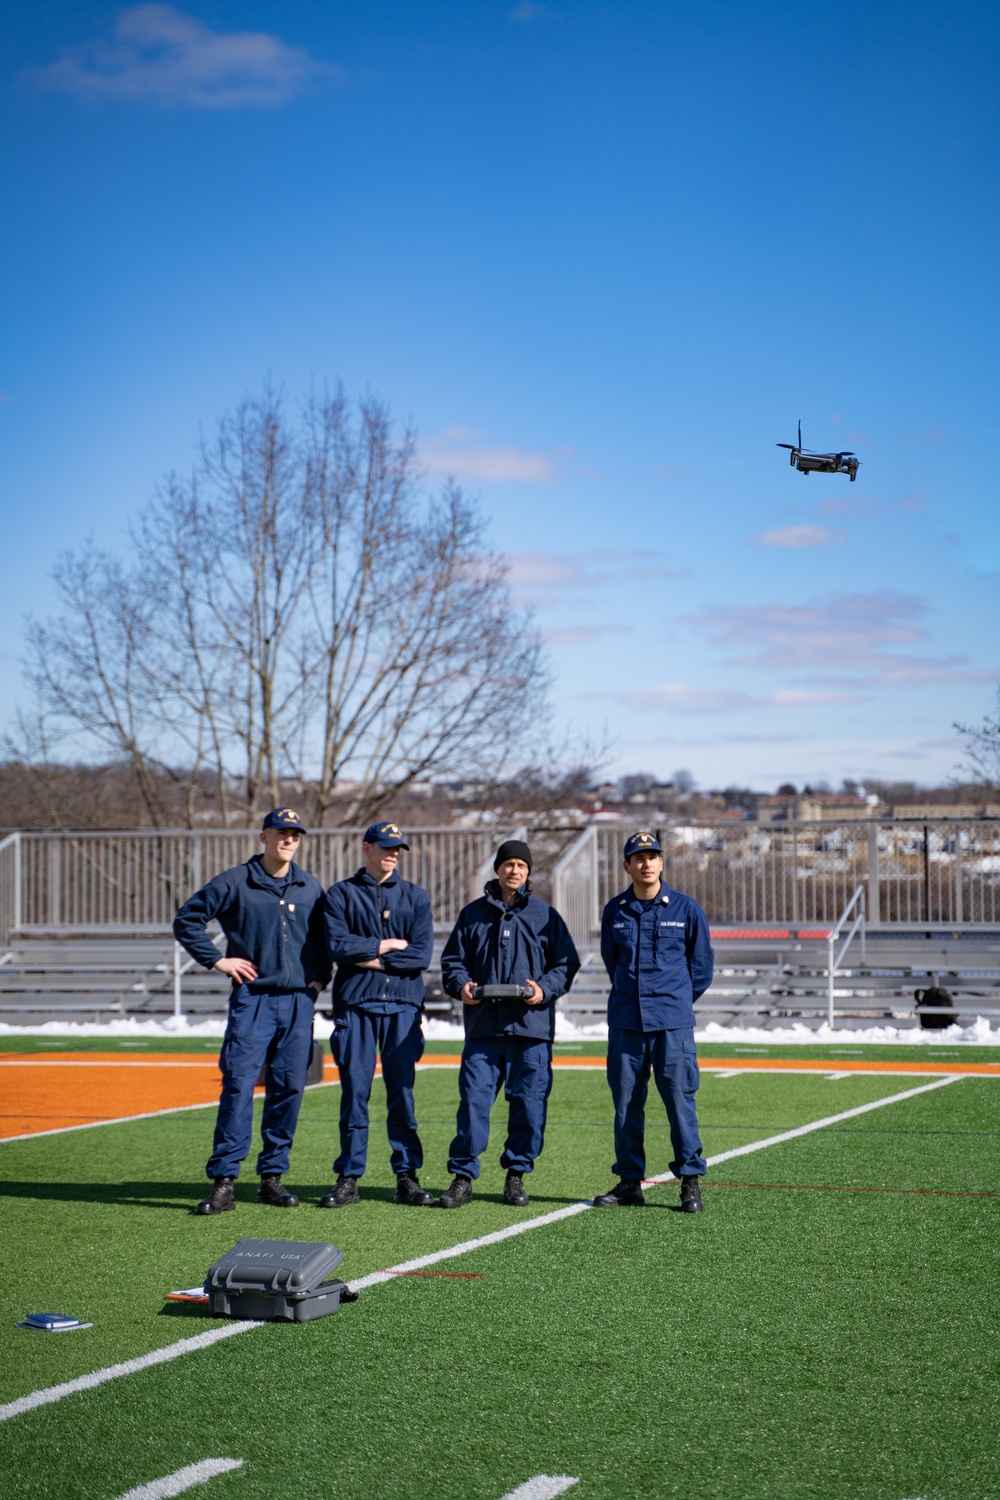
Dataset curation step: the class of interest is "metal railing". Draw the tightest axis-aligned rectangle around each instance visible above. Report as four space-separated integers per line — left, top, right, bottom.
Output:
551 826 599 954
825 878 867 1026
1 820 999 948
3 827 511 936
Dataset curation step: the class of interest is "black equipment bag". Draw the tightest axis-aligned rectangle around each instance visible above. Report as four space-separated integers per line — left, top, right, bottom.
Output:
205 1238 356 1322
914 986 957 1030
473 984 534 1000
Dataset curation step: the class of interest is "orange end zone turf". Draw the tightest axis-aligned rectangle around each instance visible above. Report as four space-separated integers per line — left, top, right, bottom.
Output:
1 1048 998 1142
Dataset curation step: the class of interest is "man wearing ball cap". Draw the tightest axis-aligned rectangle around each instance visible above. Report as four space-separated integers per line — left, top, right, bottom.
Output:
320 822 435 1208
593 829 714 1212
438 838 580 1208
173 807 330 1214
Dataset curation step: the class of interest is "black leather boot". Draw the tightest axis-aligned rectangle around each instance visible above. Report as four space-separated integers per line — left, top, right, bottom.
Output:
438 1175 473 1208
393 1172 434 1206
503 1170 530 1207
680 1176 704 1212
257 1175 300 1207
592 1178 645 1207
319 1175 360 1208
195 1176 236 1215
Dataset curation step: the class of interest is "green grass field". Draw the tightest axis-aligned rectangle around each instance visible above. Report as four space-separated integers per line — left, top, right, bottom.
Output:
1 1049 998 1498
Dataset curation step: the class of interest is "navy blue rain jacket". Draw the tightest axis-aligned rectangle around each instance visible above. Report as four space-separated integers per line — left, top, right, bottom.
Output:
323 870 433 1010
600 881 714 1031
173 856 331 994
441 881 581 1041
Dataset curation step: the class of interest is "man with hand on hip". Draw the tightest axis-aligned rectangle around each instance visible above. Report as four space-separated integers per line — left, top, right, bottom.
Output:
438 839 580 1209
594 830 714 1213
173 807 330 1215
321 823 435 1208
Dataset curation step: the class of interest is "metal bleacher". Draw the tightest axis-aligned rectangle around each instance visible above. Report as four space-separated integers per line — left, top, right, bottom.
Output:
1 821 999 1030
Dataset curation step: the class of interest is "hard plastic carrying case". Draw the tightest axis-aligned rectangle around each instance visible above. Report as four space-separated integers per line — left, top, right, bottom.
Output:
205 1238 354 1322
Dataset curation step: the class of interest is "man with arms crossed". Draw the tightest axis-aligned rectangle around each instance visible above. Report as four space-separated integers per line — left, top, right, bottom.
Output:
321 823 435 1208
438 839 580 1209
173 807 330 1215
594 830 714 1213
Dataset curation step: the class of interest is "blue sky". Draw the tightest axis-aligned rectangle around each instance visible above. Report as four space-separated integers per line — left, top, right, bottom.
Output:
2 1 998 791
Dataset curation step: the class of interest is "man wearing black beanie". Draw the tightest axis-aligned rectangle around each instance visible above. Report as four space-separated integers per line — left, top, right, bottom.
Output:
438 840 580 1208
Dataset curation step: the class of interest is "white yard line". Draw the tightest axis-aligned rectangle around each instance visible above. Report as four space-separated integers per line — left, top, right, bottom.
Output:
0 1072 965 1426
0 1324 260 1423
114 1458 244 1499
499 1478 579 1500
0 1060 222 1068
642 1074 962 1185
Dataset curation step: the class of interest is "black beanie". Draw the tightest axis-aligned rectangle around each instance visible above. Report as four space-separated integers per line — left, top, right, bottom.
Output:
494 839 532 872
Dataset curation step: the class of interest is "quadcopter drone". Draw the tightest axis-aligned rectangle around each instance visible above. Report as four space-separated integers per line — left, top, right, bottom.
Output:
777 421 859 481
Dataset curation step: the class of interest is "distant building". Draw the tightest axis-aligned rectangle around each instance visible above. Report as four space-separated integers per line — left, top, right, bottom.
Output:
891 802 1000 820
755 792 881 824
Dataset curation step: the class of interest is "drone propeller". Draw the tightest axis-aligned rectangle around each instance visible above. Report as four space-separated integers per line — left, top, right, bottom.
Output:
776 443 795 449
798 419 802 449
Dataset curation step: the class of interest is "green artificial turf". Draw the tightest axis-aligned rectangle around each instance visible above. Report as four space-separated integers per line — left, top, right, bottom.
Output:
0 1068 997 1497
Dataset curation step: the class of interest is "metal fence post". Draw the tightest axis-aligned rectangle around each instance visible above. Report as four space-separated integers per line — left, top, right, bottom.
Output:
173 942 183 1019
827 929 835 1029
867 823 880 927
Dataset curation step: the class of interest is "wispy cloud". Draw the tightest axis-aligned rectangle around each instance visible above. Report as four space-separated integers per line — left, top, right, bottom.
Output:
420 427 559 483
545 624 632 645
507 549 689 606
30 5 337 109
687 590 998 686
508 2 561 21
903 426 954 444
752 525 846 549
816 495 880 517
600 683 864 715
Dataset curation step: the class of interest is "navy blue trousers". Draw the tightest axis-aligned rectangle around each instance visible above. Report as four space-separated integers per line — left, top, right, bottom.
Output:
207 987 314 1180
447 1036 552 1179
607 1025 705 1181
331 1006 425 1178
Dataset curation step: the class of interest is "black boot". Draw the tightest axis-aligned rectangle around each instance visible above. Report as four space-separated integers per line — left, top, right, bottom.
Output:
195 1176 236 1215
438 1175 473 1209
318 1175 360 1208
503 1170 530 1207
393 1172 434 1206
592 1178 645 1208
257 1175 300 1207
680 1176 704 1213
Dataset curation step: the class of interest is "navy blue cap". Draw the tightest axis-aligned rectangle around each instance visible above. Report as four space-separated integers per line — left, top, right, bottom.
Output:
623 830 662 859
262 807 307 833
363 821 410 850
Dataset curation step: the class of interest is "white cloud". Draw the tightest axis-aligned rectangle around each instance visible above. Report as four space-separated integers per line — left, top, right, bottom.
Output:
600 683 866 715
767 689 865 705
508 2 561 20
31 5 336 109
506 549 689 606
752 525 846 549
419 428 559 483
687 590 998 686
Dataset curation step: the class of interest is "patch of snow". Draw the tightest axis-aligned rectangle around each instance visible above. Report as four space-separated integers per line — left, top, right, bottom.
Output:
0 1015 997 1047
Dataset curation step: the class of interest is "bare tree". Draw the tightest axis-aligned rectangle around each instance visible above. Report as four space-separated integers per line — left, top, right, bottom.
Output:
955 688 1000 792
13 384 548 827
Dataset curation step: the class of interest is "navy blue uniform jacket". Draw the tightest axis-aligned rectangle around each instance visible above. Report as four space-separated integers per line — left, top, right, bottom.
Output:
173 856 331 993
600 881 714 1031
323 870 433 1010
441 881 581 1041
